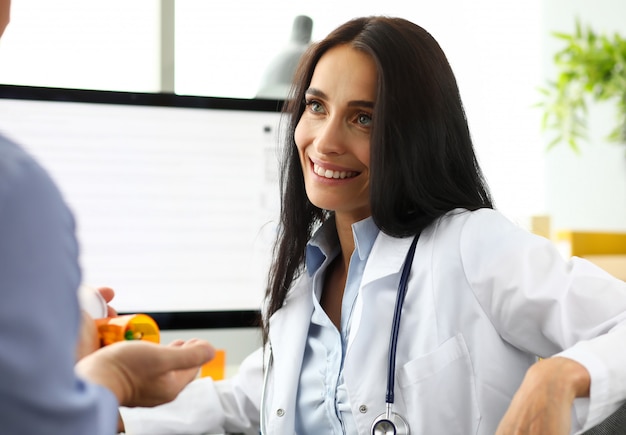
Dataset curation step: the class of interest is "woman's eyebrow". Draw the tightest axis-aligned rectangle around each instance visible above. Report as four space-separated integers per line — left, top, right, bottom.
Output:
305 88 374 108
304 87 326 99
348 100 374 109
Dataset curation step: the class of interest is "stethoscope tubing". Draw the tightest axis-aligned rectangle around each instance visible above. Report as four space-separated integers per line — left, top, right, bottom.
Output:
370 233 419 435
385 233 420 405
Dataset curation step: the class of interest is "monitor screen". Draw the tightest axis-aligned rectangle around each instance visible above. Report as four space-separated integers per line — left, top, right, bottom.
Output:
0 85 283 324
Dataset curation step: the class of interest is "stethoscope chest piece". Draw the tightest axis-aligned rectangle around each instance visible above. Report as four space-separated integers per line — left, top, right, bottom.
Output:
371 411 410 435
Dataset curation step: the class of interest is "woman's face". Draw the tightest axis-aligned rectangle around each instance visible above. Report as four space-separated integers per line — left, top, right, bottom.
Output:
294 44 377 223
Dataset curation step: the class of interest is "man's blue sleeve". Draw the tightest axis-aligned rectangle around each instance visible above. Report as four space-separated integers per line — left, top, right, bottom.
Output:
0 137 119 434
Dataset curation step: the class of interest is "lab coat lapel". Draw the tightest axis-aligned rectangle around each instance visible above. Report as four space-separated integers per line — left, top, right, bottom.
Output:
266 274 313 431
361 232 416 287
347 232 416 351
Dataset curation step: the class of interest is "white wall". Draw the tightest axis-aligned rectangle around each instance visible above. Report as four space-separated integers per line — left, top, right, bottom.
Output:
541 0 626 232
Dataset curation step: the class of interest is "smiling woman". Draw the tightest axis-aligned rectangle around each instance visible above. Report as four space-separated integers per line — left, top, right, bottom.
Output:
295 45 375 226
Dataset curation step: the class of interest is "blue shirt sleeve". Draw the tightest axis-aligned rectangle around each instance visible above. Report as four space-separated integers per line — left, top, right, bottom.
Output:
0 135 119 434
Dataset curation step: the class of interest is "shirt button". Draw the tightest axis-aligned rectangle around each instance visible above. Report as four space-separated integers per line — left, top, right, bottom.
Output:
276 408 285 417
359 405 367 413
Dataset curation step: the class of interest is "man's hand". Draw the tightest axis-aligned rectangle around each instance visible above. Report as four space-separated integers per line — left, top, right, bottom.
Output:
76 338 215 407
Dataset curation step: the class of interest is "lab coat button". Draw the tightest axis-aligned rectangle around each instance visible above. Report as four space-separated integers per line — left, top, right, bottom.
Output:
359 405 367 413
276 408 285 417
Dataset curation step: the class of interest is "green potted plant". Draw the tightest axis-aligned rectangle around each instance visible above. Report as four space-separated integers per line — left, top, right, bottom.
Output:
538 19 626 152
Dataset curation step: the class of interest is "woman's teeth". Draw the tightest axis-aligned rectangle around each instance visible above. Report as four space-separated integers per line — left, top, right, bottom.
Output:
313 163 356 179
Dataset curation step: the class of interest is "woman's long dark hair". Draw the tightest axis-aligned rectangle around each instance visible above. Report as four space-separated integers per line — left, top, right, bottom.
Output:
262 16 493 344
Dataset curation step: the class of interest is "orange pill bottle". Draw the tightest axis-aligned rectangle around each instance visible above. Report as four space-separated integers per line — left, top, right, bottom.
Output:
95 314 160 346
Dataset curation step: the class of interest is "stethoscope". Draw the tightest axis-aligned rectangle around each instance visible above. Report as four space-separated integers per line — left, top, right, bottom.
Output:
370 233 419 435
260 233 420 435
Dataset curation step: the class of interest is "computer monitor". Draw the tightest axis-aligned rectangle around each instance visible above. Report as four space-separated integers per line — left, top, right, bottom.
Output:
0 84 283 328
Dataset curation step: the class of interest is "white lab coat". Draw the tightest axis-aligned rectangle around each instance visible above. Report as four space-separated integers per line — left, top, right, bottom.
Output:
121 208 626 435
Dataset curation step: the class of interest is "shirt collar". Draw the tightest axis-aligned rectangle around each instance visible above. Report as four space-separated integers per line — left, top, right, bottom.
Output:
352 216 379 261
305 216 379 276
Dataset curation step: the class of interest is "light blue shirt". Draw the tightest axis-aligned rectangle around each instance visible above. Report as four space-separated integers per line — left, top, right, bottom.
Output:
0 134 119 434
295 216 379 434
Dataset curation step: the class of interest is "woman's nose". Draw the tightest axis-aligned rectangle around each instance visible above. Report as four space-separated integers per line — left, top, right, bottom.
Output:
313 118 346 155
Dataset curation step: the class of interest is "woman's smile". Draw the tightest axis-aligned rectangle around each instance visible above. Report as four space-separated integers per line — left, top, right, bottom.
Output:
311 159 360 180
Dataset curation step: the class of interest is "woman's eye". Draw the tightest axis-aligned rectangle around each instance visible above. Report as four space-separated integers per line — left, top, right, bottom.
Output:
357 113 372 126
311 101 323 113
305 99 324 113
